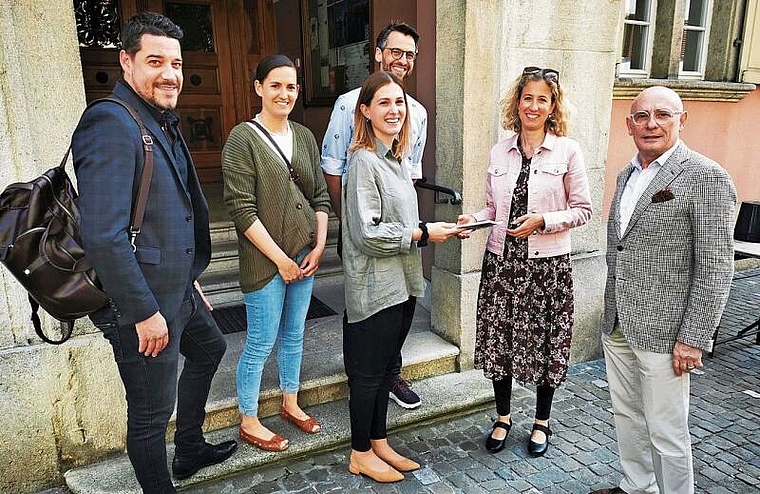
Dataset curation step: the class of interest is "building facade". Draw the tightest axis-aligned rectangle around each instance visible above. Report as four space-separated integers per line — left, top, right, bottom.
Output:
0 0 756 491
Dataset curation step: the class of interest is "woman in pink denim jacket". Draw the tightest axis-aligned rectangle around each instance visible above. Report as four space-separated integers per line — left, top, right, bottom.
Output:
459 67 592 458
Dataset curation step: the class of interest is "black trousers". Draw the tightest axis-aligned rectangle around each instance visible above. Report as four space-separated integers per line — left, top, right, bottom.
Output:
338 221 403 380
492 377 556 421
343 297 416 451
90 293 227 494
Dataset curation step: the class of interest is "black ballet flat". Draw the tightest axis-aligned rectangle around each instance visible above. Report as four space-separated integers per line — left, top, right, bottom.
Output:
485 420 511 453
528 423 552 457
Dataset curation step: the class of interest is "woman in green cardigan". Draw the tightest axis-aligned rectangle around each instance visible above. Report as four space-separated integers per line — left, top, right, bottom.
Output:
222 54 331 452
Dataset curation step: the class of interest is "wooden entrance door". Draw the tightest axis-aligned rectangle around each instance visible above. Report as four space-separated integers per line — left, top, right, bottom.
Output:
76 0 275 183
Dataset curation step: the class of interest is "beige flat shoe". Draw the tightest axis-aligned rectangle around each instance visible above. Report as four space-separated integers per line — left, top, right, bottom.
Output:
371 451 420 472
348 460 404 483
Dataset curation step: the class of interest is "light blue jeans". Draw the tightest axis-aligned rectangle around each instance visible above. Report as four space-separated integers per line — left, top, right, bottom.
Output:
237 248 314 417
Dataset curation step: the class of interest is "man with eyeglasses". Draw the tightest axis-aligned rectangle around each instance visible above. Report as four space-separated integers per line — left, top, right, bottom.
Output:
321 22 426 410
592 86 736 494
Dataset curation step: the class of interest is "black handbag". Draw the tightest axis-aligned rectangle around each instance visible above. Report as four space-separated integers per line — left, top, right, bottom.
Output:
0 97 154 344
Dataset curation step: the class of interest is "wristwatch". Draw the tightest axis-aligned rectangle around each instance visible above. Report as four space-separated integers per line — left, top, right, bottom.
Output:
418 221 429 247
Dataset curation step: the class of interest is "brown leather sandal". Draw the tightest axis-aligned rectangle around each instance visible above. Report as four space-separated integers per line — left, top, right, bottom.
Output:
280 406 321 434
239 426 288 452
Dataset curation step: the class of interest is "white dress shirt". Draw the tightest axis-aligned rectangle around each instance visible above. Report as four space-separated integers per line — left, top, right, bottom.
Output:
619 142 680 234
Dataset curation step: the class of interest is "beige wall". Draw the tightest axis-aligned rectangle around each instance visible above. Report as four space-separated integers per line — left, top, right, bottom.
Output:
605 89 760 214
0 2 127 492
0 0 88 347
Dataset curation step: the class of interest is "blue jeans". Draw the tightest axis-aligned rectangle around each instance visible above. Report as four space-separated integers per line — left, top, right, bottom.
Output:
237 249 315 416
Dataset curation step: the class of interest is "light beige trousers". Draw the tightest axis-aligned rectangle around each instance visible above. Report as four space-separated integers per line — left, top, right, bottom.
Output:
602 328 694 494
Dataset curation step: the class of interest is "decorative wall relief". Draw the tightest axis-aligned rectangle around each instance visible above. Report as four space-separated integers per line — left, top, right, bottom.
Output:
74 0 122 48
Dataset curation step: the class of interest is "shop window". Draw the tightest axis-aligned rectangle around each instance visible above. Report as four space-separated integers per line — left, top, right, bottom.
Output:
679 0 713 78
301 0 371 106
620 0 656 76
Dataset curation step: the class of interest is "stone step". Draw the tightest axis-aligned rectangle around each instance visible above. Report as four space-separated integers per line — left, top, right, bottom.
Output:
199 233 344 308
206 239 240 274
209 221 237 244
195 270 244 308
165 284 458 437
169 320 460 438
64 369 498 494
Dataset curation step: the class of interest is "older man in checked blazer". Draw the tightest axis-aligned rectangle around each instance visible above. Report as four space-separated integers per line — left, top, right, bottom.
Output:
591 86 736 494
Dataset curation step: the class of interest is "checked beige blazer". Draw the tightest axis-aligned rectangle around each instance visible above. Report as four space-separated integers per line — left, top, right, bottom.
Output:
602 143 737 353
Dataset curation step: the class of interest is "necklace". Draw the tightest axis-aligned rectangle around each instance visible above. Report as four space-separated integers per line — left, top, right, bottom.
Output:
518 134 543 159
255 115 289 136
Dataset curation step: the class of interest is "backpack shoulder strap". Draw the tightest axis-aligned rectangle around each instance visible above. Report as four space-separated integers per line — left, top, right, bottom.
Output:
81 97 154 252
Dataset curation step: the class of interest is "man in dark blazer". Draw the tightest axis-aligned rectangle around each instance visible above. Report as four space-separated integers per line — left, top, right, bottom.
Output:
72 12 236 493
592 86 736 494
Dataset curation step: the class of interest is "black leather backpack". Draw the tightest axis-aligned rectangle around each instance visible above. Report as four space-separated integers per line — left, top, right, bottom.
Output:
0 97 154 344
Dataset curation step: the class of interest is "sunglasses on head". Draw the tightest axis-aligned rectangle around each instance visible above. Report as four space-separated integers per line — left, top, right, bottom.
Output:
522 66 560 83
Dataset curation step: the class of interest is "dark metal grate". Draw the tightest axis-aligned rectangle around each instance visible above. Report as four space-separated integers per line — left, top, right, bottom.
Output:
212 296 337 335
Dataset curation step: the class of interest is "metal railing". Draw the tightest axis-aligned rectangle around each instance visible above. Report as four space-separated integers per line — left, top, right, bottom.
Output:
414 176 462 205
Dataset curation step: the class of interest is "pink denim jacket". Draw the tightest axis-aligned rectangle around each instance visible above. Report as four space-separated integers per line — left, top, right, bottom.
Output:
473 132 592 258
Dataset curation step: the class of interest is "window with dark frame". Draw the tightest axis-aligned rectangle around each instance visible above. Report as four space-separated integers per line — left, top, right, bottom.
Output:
301 0 371 106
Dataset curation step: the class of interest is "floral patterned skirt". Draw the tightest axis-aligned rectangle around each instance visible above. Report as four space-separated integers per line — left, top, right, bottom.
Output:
474 250 574 388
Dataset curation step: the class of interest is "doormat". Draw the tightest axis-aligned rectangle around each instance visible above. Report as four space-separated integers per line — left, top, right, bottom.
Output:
212 296 338 335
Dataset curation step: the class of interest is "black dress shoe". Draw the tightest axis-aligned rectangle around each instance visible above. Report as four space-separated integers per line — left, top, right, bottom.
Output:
172 440 238 480
485 420 512 453
527 423 552 457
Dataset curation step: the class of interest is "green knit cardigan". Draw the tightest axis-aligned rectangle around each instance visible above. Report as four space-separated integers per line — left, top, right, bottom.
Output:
221 121 331 292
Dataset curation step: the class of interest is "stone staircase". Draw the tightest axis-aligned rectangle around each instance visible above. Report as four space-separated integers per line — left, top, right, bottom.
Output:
62 223 490 493
198 219 344 309
166 283 462 438
64 370 495 493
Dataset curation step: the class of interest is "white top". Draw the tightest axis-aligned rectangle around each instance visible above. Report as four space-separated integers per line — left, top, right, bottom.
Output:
619 142 680 234
248 115 293 163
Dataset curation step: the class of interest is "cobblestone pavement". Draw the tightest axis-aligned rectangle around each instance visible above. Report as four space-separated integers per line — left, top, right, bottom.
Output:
190 269 760 494
183 269 760 494
38 269 760 494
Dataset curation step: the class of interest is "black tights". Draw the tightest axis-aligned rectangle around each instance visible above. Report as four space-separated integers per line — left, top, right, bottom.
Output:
492 377 555 420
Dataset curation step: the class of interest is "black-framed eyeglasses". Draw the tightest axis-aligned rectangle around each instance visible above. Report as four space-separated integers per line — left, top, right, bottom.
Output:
629 109 684 126
522 66 560 83
384 47 417 62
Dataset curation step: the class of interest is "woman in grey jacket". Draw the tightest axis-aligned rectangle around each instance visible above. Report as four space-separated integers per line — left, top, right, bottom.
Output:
341 70 461 483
